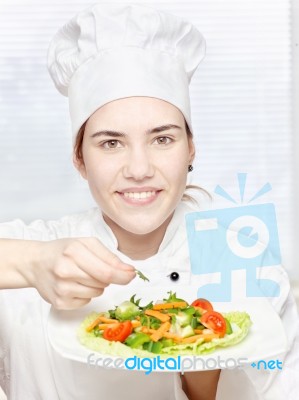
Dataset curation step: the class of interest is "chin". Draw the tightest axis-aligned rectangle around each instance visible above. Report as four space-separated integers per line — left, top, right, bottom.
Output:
122 212 174 235
123 222 161 235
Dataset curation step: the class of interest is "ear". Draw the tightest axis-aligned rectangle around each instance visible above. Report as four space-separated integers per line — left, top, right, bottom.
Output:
72 152 87 180
188 137 196 165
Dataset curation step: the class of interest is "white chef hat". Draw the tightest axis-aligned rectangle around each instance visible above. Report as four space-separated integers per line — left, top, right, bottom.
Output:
47 3 206 138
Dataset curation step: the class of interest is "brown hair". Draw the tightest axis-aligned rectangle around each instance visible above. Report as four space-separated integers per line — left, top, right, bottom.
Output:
74 120 87 163
73 118 211 204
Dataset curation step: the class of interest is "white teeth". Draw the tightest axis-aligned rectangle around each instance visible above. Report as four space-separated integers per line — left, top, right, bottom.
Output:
123 191 156 199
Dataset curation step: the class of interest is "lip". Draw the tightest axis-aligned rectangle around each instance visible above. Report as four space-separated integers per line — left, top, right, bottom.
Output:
116 188 162 206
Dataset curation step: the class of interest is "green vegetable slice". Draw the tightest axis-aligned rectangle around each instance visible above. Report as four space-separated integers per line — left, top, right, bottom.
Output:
225 317 233 334
125 332 151 348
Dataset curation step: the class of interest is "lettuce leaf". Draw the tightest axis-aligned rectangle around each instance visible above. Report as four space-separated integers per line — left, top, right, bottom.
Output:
78 311 252 357
160 311 251 355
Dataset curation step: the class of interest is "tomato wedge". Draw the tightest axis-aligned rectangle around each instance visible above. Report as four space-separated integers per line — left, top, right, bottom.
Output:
191 298 213 312
103 321 133 342
200 311 226 338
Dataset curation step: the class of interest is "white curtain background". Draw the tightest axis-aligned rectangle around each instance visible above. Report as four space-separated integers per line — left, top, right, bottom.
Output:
0 0 298 282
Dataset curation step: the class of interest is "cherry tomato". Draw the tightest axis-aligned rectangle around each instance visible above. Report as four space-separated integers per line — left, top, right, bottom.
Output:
103 321 133 342
200 311 226 338
191 298 213 312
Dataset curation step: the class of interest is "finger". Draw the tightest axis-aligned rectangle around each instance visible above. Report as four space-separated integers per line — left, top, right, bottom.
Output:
78 256 136 285
63 241 136 284
53 257 110 288
52 296 91 311
78 238 135 271
54 281 105 300
74 276 109 289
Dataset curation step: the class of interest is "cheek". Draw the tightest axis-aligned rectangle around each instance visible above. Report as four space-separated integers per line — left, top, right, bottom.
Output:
158 148 189 185
83 157 116 194
170 165 188 191
155 162 188 203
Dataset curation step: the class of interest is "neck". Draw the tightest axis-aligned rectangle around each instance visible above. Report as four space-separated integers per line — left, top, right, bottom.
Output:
103 214 173 260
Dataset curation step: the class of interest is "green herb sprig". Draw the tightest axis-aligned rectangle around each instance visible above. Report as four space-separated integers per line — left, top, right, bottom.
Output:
135 269 150 282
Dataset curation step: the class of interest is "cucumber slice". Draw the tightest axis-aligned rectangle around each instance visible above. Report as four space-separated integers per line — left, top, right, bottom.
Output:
225 318 233 334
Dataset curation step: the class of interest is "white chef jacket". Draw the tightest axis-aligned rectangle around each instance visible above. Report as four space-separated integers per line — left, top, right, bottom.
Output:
0 201 298 400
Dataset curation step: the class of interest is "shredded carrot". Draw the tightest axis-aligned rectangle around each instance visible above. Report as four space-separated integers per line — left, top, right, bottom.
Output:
140 326 154 334
161 332 182 342
194 329 205 334
86 315 104 332
98 316 118 324
97 323 119 330
88 319 140 332
152 302 187 310
145 309 170 322
86 315 121 332
181 335 205 344
150 321 171 342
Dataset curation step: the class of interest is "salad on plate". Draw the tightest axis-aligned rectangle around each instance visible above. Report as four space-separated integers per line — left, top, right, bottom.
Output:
77 292 252 357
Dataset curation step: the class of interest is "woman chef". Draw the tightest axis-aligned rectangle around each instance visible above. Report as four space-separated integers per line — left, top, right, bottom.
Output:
0 3 298 400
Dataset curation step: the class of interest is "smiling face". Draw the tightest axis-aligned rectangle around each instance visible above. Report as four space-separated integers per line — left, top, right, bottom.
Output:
74 97 195 235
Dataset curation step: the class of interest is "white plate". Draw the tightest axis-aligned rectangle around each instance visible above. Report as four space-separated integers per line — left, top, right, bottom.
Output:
47 285 288 372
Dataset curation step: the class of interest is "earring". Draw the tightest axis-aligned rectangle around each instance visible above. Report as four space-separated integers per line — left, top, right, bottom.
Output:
188 165 193 172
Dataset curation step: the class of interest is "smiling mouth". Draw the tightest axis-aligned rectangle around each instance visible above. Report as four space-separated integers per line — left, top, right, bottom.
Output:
123 191 156 199
116 190 162 204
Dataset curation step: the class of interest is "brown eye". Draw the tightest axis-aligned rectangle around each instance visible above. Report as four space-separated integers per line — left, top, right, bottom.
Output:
108 140 117 148
155 136 172 145
103 140 120 149
158 137 167 144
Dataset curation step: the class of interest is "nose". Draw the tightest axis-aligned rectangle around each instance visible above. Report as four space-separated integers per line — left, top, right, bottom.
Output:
123 147 154 181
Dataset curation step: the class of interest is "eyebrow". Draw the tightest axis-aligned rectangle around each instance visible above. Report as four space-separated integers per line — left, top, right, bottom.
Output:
90 124 182 138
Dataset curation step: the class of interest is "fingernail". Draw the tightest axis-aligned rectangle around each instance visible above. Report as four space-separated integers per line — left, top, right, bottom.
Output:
120 263 136 272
